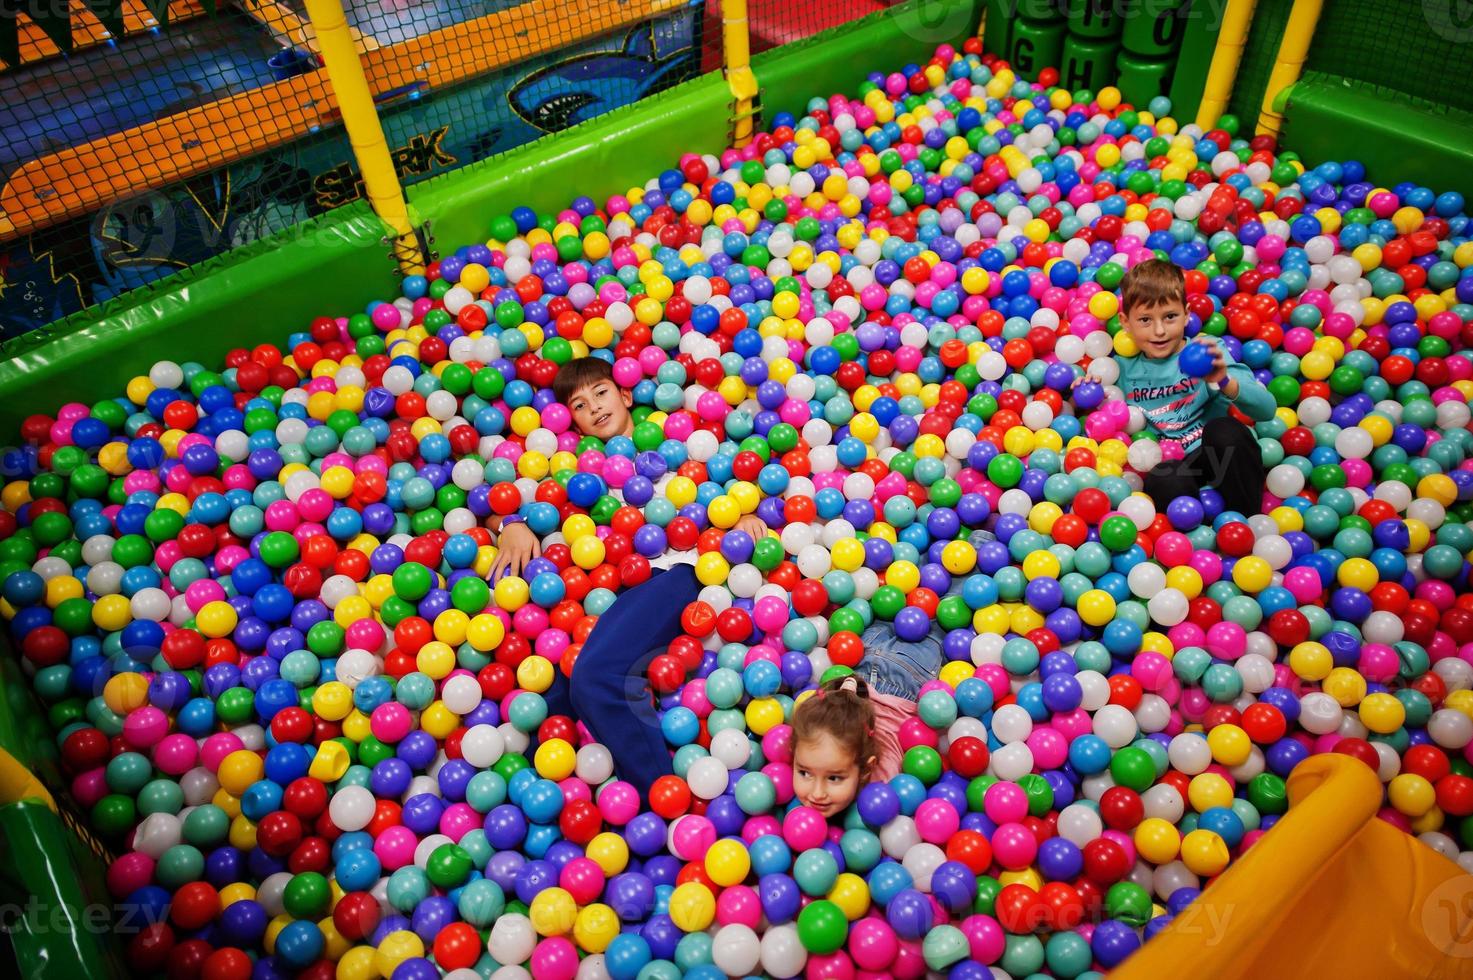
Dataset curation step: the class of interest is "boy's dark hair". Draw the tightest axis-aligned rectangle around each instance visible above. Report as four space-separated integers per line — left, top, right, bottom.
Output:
1119 258 1186 315
552 357 617 405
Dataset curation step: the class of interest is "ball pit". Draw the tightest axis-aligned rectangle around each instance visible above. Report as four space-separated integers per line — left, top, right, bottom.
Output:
5 38 1473 980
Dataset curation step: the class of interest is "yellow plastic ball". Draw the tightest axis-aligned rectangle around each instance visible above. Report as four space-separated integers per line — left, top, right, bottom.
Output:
704 839 752 888
1133 817 1181 864
1322 667 1368 707
1231 556 1273 593
1388 773 1437 817
668 882 716 932
308 741 350 783
1187 772 1234 813
745 697 785 735
829 873 870 920
530 887 578 936
886 560 920 593
1022 549 1061 581
511 656 551 695
312 681 354 721
1010 605 1045 635
1206 724 1251 767
941 540 977 574
229 814 258 851
586 832 630 876
1077 589 1117 627
1359 692 1406 734
939 661 975 689
92 594 132 631
1180 829 1230 876
494 576 530 611
1419 474 1458 507
196 600 239 638
831 538 866 572
1336 557 1378 591
1164 565 1204 598
1287 641 1333 682
707 495 741 528
415 641 456 680
535 738 578 781
103 672 150 714
374 930 426 977
217 749 265 798
466 613 506 652
695 552 731 587
420 702 459 739
574 902 620 953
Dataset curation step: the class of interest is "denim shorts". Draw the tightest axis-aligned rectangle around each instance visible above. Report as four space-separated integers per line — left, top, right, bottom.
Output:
857 622 944 701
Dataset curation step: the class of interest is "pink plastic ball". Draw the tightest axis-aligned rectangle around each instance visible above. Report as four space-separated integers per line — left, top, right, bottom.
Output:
152 733 199 775
122 707 169 749
715 884 762 928
914 799 960 844
782 806 827 851
596 781 640 825
558 857 605 905
107 852 157 897
959 914 1005 963
671 814 717 861
373 825 417 870
983 782 1029 824
370 702 413 743
848 917 899 971
530 937 578 980
990 822 1037 869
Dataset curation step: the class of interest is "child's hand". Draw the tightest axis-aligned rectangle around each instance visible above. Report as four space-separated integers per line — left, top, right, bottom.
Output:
1195 337 1230 385
1071 359 1111 389
733 515 769 540
490 523 540 580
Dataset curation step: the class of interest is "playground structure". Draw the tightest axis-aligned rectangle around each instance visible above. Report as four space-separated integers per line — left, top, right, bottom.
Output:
3 0 1473 976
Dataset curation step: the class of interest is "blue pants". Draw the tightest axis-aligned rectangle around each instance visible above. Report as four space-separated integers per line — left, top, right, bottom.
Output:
856 621 943 701
540 564 701 798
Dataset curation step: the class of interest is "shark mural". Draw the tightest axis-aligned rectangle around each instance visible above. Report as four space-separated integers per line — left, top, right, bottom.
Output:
508 21 697 133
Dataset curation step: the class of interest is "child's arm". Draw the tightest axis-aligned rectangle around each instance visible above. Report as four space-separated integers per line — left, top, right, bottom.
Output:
1198 338 1277 421
489 520 540 580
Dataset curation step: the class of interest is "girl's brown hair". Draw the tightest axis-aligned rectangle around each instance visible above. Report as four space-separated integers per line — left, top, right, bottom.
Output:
791 675 878 769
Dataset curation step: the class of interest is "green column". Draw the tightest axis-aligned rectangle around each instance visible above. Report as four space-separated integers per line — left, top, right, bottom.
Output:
1122 0 1187 57
1061 33 1120 92
1066 0 1123 39
1008 18 1068 80
1116 50 1175 104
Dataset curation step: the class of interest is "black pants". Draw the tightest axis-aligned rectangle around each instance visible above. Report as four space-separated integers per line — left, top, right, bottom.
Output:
1143 416 1265 516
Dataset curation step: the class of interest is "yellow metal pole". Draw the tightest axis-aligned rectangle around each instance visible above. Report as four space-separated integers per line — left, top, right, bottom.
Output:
303 0 425 275
1257 0 1323 138
1195 0 1257 131
723 0 759 148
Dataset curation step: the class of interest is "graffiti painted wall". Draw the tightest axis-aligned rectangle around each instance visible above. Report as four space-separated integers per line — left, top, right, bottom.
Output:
0 3 701 339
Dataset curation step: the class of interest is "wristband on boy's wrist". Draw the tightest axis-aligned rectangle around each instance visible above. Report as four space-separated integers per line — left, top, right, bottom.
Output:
500 515 526 527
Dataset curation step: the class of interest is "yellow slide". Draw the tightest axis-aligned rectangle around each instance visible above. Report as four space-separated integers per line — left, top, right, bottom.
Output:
1117 755 1473 978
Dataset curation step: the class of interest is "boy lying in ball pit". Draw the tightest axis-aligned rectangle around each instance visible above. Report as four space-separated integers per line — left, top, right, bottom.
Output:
1078 258 1277 515
488 356 769 797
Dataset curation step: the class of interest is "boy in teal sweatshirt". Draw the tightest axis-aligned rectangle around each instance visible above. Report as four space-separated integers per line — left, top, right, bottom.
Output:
1082 259 1277 515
